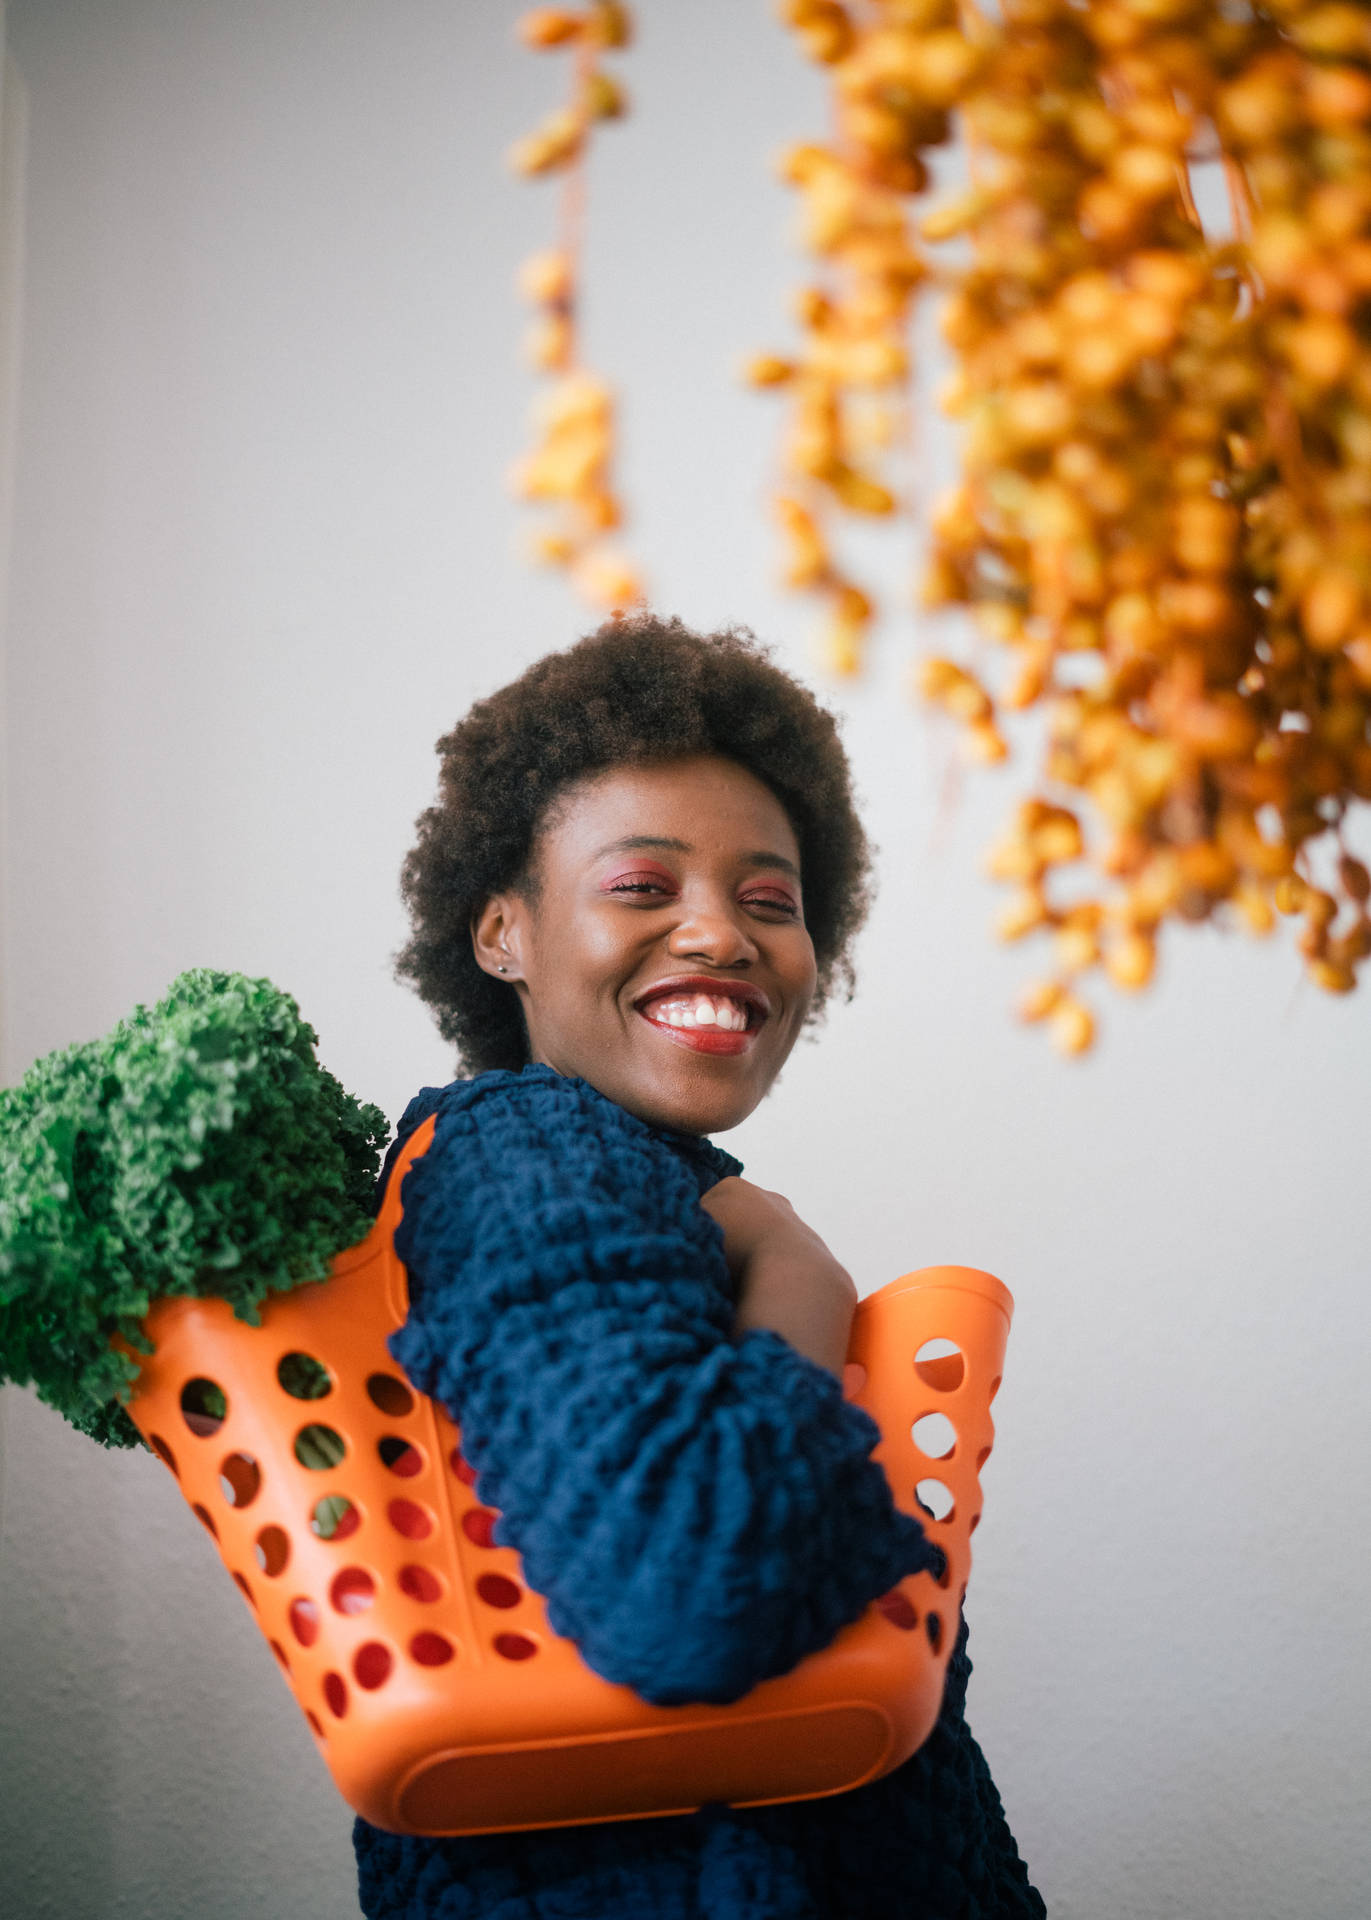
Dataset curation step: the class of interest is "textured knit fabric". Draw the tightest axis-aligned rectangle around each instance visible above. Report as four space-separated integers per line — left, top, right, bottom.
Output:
354 1064 1044 1919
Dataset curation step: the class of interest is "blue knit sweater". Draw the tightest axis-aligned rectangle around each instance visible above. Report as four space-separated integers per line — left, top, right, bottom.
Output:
353 1065 1044 1919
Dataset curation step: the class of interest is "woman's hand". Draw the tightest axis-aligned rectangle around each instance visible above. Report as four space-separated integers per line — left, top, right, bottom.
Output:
701 1176 857 1380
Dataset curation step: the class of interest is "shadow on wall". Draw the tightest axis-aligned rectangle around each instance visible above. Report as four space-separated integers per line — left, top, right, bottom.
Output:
0 1393 121 1918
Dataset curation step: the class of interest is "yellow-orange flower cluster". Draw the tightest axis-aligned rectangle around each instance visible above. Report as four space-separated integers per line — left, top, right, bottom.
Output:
509 5 644 612
748 0 974 673
762 0 1371 1050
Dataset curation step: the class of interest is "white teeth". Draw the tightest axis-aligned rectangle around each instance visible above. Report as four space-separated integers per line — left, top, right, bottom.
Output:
644 994 751 1032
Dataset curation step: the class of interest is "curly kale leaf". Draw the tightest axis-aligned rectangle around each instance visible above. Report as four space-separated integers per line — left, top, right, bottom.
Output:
0 971 388 1445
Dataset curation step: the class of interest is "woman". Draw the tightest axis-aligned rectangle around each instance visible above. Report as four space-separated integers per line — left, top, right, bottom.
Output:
356 613 1044 1919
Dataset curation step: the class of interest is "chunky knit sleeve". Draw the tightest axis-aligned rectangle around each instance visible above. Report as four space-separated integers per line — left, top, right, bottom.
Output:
386 1067 941 1708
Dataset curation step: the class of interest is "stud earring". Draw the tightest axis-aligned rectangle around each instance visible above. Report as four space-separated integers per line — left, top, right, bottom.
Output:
496 965 508 975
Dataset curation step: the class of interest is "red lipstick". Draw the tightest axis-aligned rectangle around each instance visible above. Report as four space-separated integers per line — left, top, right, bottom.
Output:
633 976 768 1057
642 1019 753 1056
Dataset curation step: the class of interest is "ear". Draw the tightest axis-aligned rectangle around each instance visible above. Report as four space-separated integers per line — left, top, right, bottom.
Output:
472 893 528 984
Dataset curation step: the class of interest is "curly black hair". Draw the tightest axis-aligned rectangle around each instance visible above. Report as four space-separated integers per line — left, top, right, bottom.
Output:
396 613 873 1072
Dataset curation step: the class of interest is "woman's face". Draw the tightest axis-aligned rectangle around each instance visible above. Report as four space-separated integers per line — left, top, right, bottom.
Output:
474 755 819 1134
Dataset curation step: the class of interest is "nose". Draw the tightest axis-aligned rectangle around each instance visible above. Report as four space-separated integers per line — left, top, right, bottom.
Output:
666 892 759 969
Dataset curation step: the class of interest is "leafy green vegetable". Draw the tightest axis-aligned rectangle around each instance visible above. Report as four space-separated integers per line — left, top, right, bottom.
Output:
310 1494 356 1540
0 970 388 1446
277 1350 333 1400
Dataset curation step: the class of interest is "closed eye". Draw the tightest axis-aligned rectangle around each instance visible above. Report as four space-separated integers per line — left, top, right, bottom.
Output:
742 890 800 916
604 873 678 898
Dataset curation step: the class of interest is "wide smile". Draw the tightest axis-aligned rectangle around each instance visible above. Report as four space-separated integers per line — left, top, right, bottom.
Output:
633 976 771 1058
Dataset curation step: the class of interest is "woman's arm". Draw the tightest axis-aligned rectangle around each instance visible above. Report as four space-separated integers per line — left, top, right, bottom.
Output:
701 1176 857 1379
388 1073 940 1707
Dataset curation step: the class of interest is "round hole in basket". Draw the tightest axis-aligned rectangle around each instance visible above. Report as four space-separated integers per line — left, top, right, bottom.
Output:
330 1567 376 1616
323 1672 349 1718
294 1424 346 1471
219 1452 261 1509
461 1508 498 1548
397 1564 444 1604
311 1495 360 1542
410 1631 455 1668
277 1351 332 1401
925 1611 943 1653
915 1478 955 1523
989 1374 1002 1403
449 1448 478 1486
378 1436 423 1479
494 1632 538 1662
232 1571 257 1610
305 1710 325 1740
875 1590 919 1631
913 1340 964 1394
911 1412 958 1461
191 1503 218 1539
387 1498 434 1541
476 1572 522 1610
976 1444 991 1470
366 1372 415 1418
180 1377 228 1438
148 1433 179 1478
254 1525 290 1577
354 1641 394 1691
289 1597 321 1647
269 1639 291 1673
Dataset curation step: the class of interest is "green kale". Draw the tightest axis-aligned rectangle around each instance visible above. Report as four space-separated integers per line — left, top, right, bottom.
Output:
0 970 388 1446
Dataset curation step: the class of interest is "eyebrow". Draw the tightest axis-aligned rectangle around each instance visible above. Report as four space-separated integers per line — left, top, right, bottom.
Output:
592 835 801 881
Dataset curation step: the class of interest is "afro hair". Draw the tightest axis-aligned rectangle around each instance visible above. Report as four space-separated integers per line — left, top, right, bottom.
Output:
396 613 874 1073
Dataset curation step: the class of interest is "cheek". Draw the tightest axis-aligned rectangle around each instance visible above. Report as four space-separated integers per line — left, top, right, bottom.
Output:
579 921 648 998
531 911 643 1010
789 936 819 1011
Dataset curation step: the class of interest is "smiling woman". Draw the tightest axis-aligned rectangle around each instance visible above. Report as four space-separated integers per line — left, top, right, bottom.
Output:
471 755 818 1136
359 615 1044 1920
395 614 871 1081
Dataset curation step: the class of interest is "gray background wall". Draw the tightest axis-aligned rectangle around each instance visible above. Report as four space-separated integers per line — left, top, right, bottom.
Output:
1 4 1368 1917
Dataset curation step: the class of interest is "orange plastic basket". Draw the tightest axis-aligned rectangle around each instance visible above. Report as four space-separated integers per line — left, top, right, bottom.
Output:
125 1116 1014 1835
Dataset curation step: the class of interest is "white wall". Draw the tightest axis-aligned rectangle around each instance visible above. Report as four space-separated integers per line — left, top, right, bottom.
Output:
2 5 1369 1917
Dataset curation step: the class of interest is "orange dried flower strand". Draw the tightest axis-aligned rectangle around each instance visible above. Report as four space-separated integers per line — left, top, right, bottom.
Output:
750 0 969 676
759 0 1371 1052
509 4 645 613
